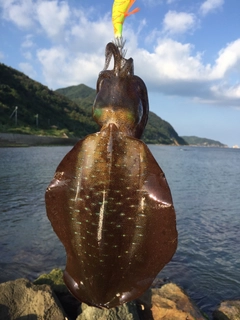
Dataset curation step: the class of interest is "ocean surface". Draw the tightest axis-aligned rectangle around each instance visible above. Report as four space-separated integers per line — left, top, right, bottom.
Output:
0 145 240 318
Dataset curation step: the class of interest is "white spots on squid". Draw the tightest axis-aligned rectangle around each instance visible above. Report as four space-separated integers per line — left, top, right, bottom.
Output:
140 196 145 212
129 204 137 208
97 190 106 242
74 169 83 202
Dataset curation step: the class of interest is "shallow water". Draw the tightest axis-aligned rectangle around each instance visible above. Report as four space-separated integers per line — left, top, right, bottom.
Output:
0 145 240 318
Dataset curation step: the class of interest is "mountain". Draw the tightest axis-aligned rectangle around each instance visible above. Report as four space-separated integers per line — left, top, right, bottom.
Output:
182 136 227 147
56 85 186 145
0 63 98 138
0 62 186 145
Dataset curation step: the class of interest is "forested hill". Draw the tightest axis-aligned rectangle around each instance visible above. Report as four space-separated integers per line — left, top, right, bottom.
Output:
182 136 227 147
56 85 186 145
0 63 98 138
0 62 186 145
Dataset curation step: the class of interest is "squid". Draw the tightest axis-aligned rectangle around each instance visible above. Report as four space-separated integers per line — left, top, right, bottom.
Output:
45 41 178 309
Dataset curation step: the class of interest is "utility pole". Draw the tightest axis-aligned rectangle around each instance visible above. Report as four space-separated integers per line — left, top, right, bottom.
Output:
15 106 18 126
10 106 18 126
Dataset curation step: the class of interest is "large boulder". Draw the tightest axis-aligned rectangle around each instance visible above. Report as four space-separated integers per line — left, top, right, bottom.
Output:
34 268 80 319
136 282 206 320
77 301 140 320
0 278 66 320
0 269 208 320
213 300 240 320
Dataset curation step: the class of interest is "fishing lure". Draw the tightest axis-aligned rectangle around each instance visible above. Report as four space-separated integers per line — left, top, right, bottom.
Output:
45 42 177 309
112 0 140 38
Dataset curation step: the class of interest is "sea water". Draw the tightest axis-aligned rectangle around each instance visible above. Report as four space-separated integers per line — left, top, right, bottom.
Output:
0 145 240 318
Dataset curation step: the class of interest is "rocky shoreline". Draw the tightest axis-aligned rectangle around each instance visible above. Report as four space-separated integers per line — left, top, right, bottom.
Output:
0 132 79 147
0 269 239 320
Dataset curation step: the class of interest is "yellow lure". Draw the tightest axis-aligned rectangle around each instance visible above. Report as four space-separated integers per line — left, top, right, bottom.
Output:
112 0 140 38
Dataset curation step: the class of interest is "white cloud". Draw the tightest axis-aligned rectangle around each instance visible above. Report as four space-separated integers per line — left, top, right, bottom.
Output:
19 62 36 78
0 0 239 108
130 38 210 94
21 35 34 61
22 34 34 48
35 9 113 88
163 11 196 35
200 0 224 16
0 0 70 38
35 22 240 107
69 14 112 54
37 46 102 89
0 0 34 28
36 1 70 39
210 39 240 79
127 37 240 107
211 83 240 100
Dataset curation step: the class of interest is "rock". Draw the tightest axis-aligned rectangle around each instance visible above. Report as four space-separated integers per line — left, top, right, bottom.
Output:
34 268 67 293
136 282 206 320
77 301 140 320
213 300 240 320
0 270 208 320
0 278 66 320
34 268 80 320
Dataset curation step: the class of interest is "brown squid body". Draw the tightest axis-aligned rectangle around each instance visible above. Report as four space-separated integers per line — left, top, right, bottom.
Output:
45 42 177 308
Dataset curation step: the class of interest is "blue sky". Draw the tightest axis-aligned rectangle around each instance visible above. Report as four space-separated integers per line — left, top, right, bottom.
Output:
0 0 240 147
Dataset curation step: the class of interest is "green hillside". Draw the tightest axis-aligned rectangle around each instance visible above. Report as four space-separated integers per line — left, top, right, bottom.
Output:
0 62 186 145
182 136 227 147
56 85 186 145
0 63 98 138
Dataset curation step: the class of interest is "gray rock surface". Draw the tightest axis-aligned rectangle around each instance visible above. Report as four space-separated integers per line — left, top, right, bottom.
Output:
0 270 211 320
0 278 66 320
77 301 140 320
213 300 240 320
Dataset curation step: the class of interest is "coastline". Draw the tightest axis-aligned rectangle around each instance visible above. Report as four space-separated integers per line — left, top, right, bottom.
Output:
1 268 239 320
0 132 231 148
0 269 207 320
0 132 79 147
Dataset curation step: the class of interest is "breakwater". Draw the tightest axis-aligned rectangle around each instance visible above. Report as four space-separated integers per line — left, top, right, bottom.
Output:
0 132 79 147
